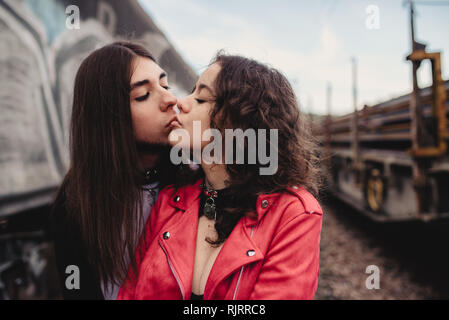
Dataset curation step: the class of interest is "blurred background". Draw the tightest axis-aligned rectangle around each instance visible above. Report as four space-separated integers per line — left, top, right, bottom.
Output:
0 0 448 299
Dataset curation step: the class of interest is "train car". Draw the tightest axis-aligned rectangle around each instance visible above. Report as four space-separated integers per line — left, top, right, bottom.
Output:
317 69 449 222
312 0 449 224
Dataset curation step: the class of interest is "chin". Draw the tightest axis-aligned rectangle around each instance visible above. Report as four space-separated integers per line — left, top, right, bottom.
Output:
168 129 186 146
158 136 170 145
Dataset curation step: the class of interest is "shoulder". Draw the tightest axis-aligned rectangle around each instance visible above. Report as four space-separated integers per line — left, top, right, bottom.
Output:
156 178 203 207
149 179 203 229
283 186 323 215
157 184 177 201
158 178 202 199
271 186 323 227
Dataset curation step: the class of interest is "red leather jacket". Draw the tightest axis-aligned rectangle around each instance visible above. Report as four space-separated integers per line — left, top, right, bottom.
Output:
118 178 323 300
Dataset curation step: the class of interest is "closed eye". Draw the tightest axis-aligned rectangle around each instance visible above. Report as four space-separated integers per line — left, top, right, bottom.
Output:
195 98 206 104
135 92 149 102
162 86 171 90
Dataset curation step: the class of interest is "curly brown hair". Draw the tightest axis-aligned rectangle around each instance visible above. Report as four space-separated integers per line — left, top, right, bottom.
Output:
204 53 323 245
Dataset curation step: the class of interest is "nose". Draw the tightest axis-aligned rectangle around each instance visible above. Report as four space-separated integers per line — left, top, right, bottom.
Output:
177 96 192 114
161 90 177 113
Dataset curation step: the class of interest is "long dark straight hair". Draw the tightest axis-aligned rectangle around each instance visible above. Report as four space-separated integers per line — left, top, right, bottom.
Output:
53 41 194 287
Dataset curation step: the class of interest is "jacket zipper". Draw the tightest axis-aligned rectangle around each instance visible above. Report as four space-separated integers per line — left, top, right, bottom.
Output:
233 266 245 300
232 226 256 300
159 239 185 300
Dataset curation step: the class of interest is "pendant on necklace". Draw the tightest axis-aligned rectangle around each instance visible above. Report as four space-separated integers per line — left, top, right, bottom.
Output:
204 197 217 220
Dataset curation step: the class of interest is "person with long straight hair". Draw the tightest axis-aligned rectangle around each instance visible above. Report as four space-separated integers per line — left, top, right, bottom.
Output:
118 53 324 300
50 41 196 299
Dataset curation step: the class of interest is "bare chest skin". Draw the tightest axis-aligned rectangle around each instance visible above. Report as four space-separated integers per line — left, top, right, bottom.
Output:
192 216 224 295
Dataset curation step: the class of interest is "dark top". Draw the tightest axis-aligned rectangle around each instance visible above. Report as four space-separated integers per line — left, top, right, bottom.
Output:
49 197 105 300
191 293 204 300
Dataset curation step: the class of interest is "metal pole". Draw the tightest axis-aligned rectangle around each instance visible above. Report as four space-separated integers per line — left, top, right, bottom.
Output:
408 0 427 214
325 83 332 183
351 57 360 168
409 0 421 150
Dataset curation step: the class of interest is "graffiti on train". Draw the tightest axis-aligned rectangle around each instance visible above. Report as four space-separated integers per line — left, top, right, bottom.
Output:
0 0 193 215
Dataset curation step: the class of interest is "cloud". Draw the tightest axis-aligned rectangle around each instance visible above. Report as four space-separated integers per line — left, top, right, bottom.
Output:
139 0 443 116
141 0 349 114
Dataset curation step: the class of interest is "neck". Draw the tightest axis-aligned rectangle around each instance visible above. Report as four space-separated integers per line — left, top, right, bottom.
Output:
138 152 160 171
201 162 229 190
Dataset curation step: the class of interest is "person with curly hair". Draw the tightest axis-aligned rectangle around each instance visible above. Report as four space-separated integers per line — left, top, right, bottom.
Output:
118 53 324 300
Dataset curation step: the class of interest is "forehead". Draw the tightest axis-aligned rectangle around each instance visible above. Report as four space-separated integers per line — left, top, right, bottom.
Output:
131 56 164 83
198 63 221 87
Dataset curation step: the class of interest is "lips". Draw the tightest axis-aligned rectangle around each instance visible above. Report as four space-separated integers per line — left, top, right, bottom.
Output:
166 115 182 128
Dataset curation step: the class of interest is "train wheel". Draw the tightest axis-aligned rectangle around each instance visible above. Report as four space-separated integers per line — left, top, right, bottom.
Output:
366 169 384 213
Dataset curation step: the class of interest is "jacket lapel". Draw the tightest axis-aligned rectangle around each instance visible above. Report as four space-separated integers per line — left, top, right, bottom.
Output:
203 192 281 299
157 182 202 299
203 218 264 300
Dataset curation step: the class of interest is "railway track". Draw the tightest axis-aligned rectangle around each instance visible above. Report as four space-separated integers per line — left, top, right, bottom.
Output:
316 194 449 299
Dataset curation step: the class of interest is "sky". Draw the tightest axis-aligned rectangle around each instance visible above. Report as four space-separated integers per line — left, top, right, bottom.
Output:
139 0 449 116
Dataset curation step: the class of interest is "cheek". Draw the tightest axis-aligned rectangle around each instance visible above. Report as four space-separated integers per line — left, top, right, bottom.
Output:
131 103 162 137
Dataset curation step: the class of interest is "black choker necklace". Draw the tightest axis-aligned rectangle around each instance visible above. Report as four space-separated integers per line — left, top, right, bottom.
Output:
141 168 159 206
143 167 159 185
199 183 219 220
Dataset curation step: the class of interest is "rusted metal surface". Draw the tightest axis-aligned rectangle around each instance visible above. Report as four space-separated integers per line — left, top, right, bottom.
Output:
315 77 449 221
408 51 447 158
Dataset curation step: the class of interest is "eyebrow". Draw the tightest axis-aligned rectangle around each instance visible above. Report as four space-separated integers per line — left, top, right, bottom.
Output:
131 72 167 90
193 83 214 95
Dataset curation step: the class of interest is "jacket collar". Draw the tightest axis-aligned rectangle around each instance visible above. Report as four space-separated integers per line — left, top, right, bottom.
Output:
168 180 321 219
168 178 282 226
168 178 203 211
285 185 323 214
243 185 323 226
